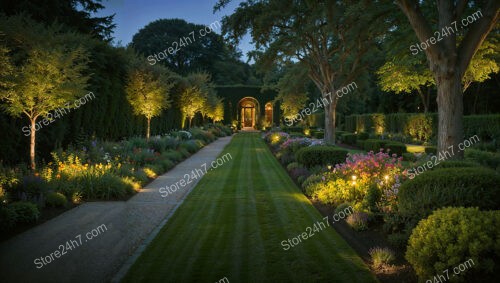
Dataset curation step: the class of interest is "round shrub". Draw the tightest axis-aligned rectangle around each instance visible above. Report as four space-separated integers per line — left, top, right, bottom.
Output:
286 162 301 171
334 203 352 215
385 142 406 156
406 207 500 281
398 167 500 224
296 146 348 168
9 201 39 223
45 192 67 207
341 133 357 145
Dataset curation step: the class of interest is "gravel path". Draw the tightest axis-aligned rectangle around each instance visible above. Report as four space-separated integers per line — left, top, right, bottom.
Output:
0 136 233 283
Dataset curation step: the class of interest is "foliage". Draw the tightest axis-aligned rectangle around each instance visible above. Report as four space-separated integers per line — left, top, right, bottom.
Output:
341 133 357 145
363 139 389 152
346 212 369 231
398 167 500 225
385 142 406 156
9 201 39 223
303 151 404 212
125 61 173 138
369 247 395 268
45 192 67 207
0 15 91 169
406 207 500 281
465 149 500 170
404 114 433 142
424 146 437 155
296 146 348 168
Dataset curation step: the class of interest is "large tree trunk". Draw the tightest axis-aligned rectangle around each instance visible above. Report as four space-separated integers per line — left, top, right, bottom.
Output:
323 89 337 145
30 118 36 170
436 71 464 158
146 117 151 140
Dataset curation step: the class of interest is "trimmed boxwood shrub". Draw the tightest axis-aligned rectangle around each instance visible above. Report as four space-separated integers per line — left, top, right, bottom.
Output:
356 132 369 140
9 201 39 223
406 207 500 281
435 160 479 169
385 142 406 156
402 152 417 162
296 146 348 168
45 192 67 207
341 133 357 145
398 167 500 224
465 148 500 169
424 146 437 154
363 139 389 152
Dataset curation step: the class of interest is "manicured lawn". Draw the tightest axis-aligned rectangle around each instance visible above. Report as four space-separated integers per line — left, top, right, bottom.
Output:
124 133 377 283
406 144 426 153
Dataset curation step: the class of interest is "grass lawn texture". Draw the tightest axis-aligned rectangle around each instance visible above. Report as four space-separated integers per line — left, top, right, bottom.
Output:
124 133 377 283
406 144 426 153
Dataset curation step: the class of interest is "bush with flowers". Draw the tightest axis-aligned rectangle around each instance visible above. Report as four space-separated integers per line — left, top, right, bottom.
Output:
303 150 405 213
263 131 290 147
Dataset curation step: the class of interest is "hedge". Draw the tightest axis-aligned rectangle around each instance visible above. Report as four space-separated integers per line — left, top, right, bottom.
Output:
341 133 357 145
363 139 389 152
385 142 406 156
345 113 500 141
406 207 500 281
296 146 348 168
398 167 500 224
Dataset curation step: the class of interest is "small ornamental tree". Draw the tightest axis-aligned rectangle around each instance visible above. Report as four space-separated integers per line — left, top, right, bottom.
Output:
125 63 172 139
178 72 211 128
0 16 90 170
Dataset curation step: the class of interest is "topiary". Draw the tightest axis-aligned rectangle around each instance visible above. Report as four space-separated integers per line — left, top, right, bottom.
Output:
295 146 348 168
398 167 500 225
45 192 67 207
9 201 39 223
406 207 500 281
465 148 500 169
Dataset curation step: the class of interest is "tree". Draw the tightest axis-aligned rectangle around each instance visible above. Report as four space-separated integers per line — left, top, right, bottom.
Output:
218 0 388 143
125 63 173 140
178 72 211 128
0 0 116 41
395 0 499 157
204 92 224 123
0 16 90 170
273 63 310 123
377 38 498 113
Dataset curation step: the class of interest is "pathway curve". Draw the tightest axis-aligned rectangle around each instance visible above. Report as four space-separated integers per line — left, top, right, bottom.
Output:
0 136 233 283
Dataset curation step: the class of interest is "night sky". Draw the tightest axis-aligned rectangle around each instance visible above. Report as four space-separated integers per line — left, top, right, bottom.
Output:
94 0 254 62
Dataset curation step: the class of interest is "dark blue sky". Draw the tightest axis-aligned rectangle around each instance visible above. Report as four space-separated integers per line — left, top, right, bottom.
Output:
95 0 254 62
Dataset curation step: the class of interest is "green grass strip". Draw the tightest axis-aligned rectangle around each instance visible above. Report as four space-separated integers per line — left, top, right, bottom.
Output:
123 133 377 283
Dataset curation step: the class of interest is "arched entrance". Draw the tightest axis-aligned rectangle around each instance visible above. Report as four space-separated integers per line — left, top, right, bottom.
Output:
238 97 260 129
265 102 273 125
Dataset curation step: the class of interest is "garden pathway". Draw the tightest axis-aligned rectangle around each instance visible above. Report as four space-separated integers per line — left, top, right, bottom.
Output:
0 136 233 283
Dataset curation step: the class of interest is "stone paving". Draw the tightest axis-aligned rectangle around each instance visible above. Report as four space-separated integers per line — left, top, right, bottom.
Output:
0 136 233 283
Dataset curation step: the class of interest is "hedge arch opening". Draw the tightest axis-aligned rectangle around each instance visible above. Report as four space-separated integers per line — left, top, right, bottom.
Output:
238 97 260 129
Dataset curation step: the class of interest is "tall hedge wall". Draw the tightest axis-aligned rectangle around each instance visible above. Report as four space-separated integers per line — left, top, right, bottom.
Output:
344 113 500 141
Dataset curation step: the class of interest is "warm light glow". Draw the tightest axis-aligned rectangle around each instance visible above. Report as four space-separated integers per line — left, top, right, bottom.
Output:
304 129 311 136
352 175 357 180
384 175 389 180
352 181 357 186
327 165 332 170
